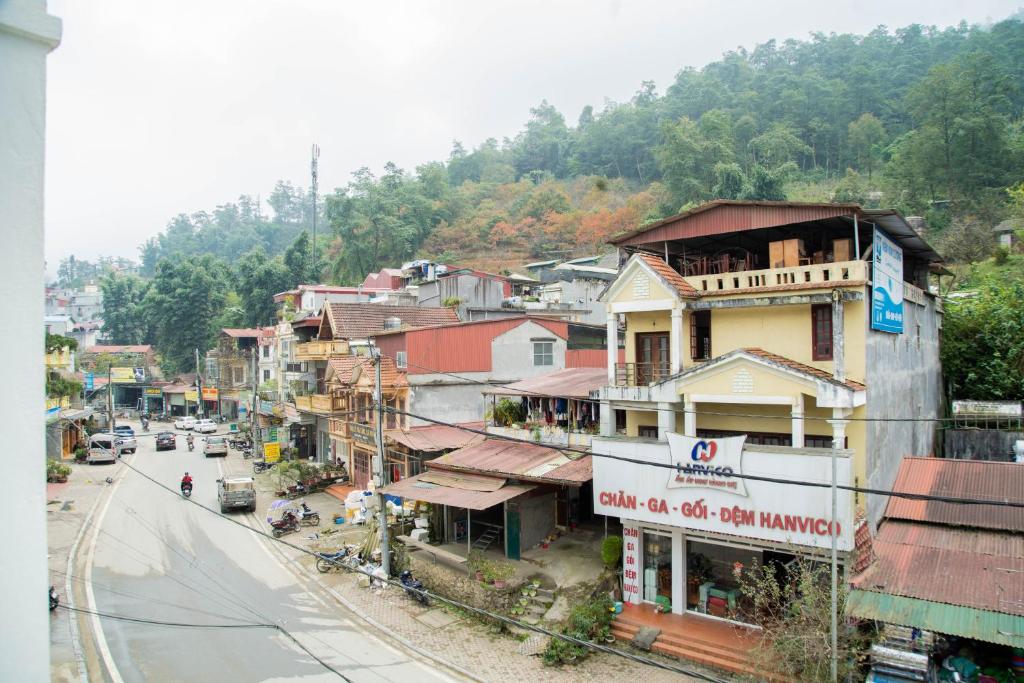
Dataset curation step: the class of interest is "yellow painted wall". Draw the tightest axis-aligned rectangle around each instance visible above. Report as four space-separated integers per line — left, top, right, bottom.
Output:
609 267 674 305
625 409 658 437
623 311 671 363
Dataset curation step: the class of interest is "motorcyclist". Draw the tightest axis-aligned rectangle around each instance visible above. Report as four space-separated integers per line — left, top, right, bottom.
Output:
186 433 194 451
180 472 193 492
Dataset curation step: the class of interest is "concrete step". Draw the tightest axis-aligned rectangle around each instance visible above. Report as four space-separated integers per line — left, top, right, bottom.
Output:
651 640 760 677
534 588 555 599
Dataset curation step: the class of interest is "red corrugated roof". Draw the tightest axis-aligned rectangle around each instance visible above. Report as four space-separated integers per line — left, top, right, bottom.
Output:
637 253 699 298
85 345 152 354
743 348 866 391
384 422 485 452
852 520 1024 616
429 439 592 485
323 303 459 339
885 457 1024 531
483 367 607 399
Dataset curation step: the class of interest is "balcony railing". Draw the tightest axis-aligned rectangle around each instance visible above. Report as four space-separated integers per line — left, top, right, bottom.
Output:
294 395 312 411
615 362 671 387
294 393 346 414
683 259 868 295
295 340 349 360
328 417 350 437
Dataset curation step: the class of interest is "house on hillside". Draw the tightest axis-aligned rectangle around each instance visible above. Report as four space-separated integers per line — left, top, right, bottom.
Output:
372 316 619 426
588 200 945 672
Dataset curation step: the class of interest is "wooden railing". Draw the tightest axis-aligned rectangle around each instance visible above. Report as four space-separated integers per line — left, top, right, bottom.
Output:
615 362 671 387
295 339 349 360
328 417 350 437
294 395 313 411
683 259 868 294
311 394 345 413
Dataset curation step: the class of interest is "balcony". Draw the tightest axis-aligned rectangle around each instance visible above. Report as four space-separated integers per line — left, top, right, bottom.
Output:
486 424 594 449
294 393 346 414
328 417 350 438
295 340 349 360
615 362 671 387
682 259 867 295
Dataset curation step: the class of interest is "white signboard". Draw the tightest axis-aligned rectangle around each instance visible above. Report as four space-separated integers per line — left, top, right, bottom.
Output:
592 435 854 551
666 433 748 497
621 523 641 605
871 227 904 333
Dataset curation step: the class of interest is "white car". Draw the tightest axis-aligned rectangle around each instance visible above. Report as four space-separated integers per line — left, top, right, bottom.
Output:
193 419 217 434
174 416 197 430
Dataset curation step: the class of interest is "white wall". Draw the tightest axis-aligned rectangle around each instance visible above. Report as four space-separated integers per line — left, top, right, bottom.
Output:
0 1 61 678
491 320 568 379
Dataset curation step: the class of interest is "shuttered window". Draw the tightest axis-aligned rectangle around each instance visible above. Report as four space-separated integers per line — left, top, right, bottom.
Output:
812 304 833 360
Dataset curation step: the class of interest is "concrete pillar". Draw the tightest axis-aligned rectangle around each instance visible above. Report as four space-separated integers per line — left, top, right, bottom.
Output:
829 409 849 449
670 308 683 374
606 312 618 386
683 399 696 437
657 402 676 440
791 394 805 448
599 399 614 437
0 2 62 679
672 530 686 615
831 293 845 383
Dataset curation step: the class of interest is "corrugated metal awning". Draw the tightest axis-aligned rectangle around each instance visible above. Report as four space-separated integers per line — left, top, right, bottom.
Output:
379 472 533 510
482 367 608 399
384 423 485 452
847 590 1024 649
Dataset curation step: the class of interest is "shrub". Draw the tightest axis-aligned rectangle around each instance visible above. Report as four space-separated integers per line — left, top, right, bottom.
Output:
46 460 71 482
600 535 622 569
491 398 526 427
541 593 614 666
442 296 462 308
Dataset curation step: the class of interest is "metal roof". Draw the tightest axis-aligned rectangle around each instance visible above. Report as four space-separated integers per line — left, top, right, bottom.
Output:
852 521 1024 617
221 328 264 338
378 472 534 510
384 422 485 452
885 457 1024 532
429 439 592 486
846 590 1024 648
482 367 607 399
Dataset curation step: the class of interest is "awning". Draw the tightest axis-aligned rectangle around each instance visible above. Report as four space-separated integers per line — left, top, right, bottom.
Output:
847 590 1024 649
60 408 94 422
384 422 485 452
379 472 534 510
481 367 607 399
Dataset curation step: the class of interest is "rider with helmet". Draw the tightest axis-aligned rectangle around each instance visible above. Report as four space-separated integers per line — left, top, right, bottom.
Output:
180 472 193 494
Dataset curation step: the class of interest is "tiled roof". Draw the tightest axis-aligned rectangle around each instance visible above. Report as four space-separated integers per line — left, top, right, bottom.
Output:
324 303 459 339
637 253 699 298
221 328 264 338
326 355 407 388
742 348 866 391
84 344 152 354
885 457 1024 532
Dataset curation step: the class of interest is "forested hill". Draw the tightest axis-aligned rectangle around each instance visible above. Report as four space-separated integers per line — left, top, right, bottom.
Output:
122 15 1024 286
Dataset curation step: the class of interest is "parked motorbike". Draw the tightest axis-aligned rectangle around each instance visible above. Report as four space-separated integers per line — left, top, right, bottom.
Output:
297 502 320 526
399 570 429 605
49 586 59 611
242 447 254 459
315 546 358 573
181 482 193 498
253 460 270 474
270 511 299 538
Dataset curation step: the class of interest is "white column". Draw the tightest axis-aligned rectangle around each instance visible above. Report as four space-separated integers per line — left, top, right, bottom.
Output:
606 312 619 386
683 399 696 437
1 3 62 679
791 394 805 448
672 530 686 615
657 402 676 440
829 409 849 448
670 308 683 374
599 400 614 437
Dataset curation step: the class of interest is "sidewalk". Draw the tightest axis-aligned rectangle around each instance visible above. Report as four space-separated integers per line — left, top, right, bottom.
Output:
228 453 724 682
47 458 113 682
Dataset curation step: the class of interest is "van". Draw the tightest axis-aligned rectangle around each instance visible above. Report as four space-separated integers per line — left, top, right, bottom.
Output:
88 433 124 464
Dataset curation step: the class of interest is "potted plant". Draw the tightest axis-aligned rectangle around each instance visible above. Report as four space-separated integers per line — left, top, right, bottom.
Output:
489 560 515 588
46 460 71 483
467 550 487 581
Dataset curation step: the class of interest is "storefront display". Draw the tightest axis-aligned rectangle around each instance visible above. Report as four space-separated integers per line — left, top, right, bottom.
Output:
643 531 672 603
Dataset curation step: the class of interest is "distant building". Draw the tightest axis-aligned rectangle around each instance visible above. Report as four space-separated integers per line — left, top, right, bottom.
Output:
994 218 1021 249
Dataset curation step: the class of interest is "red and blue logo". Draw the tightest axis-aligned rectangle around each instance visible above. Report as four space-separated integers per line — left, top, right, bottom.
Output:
690 440 717 463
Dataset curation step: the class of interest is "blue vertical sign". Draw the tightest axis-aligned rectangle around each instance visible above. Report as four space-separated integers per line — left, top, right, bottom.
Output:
85 372 94 391
871 227 904 333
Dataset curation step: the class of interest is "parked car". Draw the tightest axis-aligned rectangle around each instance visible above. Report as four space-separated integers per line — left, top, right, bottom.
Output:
174 416 196 430
155 432 177 451
87 433 125 464
217 476 256 513
193 419 217 434
203 435 228 457
111 426 137 454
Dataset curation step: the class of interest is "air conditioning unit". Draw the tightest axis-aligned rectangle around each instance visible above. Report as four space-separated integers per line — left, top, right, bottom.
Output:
383 317 402 330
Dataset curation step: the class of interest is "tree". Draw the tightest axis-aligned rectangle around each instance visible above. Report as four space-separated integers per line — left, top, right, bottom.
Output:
235 247 291 326
99 272 149 345
283 231 321 285
847 113 886 179
941 281 1024 400
511 100 571 179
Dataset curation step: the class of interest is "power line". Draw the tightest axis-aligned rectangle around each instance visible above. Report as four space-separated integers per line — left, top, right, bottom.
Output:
385 406 1024 510
112 454 729 682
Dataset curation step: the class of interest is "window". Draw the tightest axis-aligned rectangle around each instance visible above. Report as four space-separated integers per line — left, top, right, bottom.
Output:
690 310 711 360
639 425 659 439
262 369 271 382
533 341 553 366
396 351 407 369
811 304 833 360
262 345 270 358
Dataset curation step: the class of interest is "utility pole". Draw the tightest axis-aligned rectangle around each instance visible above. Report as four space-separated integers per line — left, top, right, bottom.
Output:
107 365 114 433
371 345 390 577
195 347 203 418
250 348 261 455
310 143 320 278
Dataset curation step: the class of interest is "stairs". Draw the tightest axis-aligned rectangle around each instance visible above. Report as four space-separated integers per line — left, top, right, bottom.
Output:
611 611 777 680
519 587 555 625
471 527 500 552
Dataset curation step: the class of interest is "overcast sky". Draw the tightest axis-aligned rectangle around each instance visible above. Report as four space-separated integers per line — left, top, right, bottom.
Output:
44 0 1020 271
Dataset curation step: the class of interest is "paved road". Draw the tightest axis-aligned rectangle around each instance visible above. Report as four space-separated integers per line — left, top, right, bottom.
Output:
84 424 455 683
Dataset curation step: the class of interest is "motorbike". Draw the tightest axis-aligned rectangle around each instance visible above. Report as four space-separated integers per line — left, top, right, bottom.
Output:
230 436 252 450
49 586 59 611
181 482 193 498
297 502 320 526
140 417 150 431
187 438 195 452
270 511 299 538
399 570 429 605
242 446 254 459
315 546 359 573
253 460 271 474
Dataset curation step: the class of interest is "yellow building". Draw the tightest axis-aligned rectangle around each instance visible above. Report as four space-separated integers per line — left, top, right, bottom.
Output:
592 200 944 628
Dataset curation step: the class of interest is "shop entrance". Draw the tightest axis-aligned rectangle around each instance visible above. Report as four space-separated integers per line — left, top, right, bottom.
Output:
685 539 795 620
642 531 672 605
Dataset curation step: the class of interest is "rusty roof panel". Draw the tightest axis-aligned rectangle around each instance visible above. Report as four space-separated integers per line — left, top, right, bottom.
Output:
877 520 1024 559
379 473 533 511
429 439 592 485
612 200 859 247
885 457 1024 531
384 422 485 452
483 367 607 399
852 521 1024 616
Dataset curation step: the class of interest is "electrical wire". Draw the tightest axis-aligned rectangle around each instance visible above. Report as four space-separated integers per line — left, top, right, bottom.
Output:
384 406 1024 509
112 454 729 682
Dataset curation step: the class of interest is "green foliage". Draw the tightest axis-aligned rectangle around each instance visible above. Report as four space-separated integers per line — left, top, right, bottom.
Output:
441 296 462 308
491 398 526 427
46 371 82 399
99 272 150 345
941 279 1024 400
542 593 614 666
600 535 622 569
45 332 77 353
46 460 72 481
235 246 293 327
